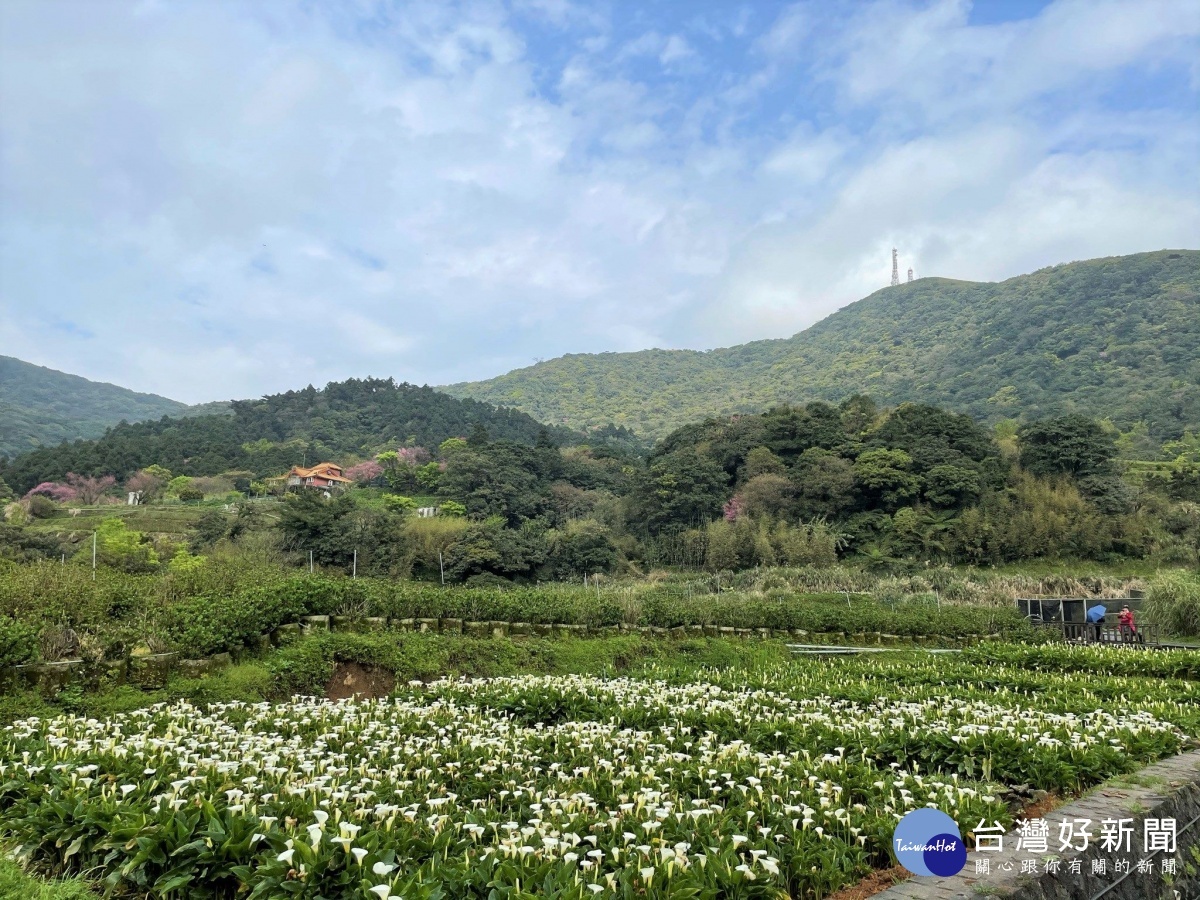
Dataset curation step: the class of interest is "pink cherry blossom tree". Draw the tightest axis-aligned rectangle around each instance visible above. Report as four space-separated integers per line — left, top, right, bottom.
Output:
345 460 383 483
723 494 745 522
25 482 78 503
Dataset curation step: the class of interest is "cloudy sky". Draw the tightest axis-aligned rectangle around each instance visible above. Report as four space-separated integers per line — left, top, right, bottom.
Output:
1 0 1197 403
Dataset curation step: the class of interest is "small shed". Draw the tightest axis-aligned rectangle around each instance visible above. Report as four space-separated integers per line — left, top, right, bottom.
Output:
1017 598 1087 624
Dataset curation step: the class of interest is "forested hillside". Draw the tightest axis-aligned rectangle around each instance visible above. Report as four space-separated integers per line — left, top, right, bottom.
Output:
0 377 603 492
0 357 193 458
5 396 1197 576
446 250 1200 441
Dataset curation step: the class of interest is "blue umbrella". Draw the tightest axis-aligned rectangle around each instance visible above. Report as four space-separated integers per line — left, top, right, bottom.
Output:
1086 605 1107 623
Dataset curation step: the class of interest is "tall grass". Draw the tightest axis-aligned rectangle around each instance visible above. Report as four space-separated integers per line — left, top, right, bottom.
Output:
1146 572 1200 636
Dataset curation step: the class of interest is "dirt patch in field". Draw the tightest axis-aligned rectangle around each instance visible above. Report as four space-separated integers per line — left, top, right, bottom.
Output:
326 662 396 701
826 866 909 900
1019 792 1062 820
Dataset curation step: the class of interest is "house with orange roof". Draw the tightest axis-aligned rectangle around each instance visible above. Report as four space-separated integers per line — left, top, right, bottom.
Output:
286 462 353 491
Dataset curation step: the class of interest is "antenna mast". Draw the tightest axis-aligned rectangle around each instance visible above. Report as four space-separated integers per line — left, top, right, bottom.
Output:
890 248 900 286
907 267 914 283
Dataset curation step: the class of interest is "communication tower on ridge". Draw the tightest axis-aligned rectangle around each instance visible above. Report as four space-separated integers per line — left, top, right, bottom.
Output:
907 267 914 282
891 248 899 286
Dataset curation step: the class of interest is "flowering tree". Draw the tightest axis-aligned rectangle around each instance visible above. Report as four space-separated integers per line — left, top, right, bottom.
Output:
66 473 116 505
723 494 745 522
25 482 78 503
345 460 383 484
397 447 430 466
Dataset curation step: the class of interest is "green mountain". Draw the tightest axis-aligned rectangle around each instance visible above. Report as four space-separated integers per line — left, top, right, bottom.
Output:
445 250 1200 441
0 357 199 458
0 377 603 494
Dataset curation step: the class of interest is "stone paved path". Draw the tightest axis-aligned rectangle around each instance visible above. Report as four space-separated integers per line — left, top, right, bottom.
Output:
872 748 1200 900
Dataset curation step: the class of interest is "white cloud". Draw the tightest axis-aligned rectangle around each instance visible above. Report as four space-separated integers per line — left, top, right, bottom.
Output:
693 116 1200 344
0 0 1196 404
659 35 694 66
823 0 1200 120
761 128 849 185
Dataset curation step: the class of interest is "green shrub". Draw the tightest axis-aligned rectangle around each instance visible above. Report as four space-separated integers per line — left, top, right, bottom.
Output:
0 689 56 725
0 560 1049 661
165 663 273 706
162 587 307 657
88 518 159 572
0 616 38 667
383 494 417 512
26 495 59 519
0 562 157 632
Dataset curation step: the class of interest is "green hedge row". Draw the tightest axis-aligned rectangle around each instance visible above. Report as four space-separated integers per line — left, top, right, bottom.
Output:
1 561 1037 659
271 577 627 626
639 594 1032 637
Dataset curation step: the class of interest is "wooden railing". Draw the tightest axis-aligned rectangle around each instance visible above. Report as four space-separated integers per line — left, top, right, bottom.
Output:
1059 622 1160 646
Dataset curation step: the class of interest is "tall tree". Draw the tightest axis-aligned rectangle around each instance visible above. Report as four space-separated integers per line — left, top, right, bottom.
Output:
1019 415 1116 479
635 449 728 534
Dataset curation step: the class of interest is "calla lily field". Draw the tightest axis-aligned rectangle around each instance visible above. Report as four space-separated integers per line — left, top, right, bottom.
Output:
3 649 1199 898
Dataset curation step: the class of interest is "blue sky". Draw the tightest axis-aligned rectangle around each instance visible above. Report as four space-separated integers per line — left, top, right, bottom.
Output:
1 0 1197 403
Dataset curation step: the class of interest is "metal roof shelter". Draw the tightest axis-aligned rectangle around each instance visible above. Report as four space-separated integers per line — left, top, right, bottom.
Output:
1017 598 1087 624
1017 597 1144 624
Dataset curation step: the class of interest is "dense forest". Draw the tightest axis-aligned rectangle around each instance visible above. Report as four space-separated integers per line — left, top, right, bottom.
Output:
3 396 1198 581
446 250 1200 441
0 377 643 493
0 356 199 458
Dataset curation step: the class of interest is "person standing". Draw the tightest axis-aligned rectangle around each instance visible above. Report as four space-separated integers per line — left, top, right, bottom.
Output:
1118 604 1138 642
1087 604 1107 642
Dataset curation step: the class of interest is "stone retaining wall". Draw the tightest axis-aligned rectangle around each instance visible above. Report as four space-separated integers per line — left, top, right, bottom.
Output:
876 749 1200 900
1 617 999 699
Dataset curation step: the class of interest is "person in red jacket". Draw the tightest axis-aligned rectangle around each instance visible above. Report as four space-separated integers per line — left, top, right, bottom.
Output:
1118 605 1137 642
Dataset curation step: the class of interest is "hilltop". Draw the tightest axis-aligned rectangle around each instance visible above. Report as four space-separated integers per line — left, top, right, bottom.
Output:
445 250 1200 441
0 377 601 493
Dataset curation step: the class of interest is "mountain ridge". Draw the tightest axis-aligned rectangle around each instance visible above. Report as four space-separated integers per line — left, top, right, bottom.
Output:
5 250 1197 459
444 250 1200 441
0 357 203 458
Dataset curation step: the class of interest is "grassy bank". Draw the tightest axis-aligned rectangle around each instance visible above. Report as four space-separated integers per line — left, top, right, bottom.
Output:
0 633 791 725
0 858 97 900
